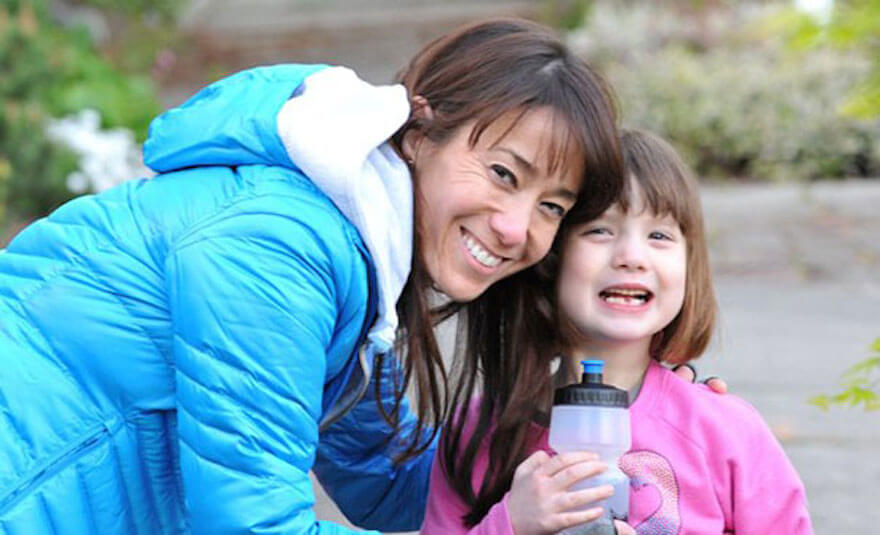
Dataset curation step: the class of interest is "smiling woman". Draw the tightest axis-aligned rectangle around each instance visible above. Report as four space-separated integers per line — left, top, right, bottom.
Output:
0 18 624 535
405 107 585 301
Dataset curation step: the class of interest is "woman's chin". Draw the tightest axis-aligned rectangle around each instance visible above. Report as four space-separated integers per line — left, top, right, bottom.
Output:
432 277 490 303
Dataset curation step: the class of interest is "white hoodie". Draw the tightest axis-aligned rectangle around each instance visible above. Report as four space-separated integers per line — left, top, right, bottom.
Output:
276 66 413 355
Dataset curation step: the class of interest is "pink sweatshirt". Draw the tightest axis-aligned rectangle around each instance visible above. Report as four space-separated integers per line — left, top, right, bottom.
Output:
422 360 812 534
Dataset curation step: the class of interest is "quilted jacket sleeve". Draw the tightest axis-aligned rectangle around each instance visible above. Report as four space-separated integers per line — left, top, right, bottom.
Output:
313 352 438 532
165 194 375 535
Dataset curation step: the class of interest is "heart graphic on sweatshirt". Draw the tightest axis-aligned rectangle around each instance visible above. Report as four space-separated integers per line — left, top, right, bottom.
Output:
627 476 663 527
619 450 681 535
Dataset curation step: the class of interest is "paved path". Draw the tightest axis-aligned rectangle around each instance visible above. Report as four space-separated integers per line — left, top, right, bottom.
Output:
701 181 880 534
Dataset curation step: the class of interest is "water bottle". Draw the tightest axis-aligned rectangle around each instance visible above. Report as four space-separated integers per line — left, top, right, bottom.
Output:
548 359 630 534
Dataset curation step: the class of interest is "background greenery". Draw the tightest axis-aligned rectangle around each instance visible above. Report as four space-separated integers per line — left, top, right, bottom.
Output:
0 0 181 241
811 338 880 411
570 0 879 181
2 0 877 238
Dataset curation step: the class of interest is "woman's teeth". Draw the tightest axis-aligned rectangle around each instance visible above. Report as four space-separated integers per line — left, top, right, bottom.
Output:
464 234 502 267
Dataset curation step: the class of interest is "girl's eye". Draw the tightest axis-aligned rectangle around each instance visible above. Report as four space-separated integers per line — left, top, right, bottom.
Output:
490 164 517 187
649 231 672 241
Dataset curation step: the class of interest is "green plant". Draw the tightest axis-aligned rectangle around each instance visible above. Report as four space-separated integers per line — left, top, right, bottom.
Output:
0 0 175 241
770 1 880 411
810 338 880 411
541 0 593 31
568 1 880 181
764 0 880 119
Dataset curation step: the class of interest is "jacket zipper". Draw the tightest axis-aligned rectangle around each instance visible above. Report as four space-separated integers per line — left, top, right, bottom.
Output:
0 417 120 513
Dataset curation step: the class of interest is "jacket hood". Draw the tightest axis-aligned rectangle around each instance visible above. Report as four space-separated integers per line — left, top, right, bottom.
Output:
277 66 412 353
144 64 413 353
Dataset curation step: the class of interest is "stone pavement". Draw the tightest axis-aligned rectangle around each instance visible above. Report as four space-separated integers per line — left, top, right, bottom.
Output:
170 3 880 532
698 181 880 535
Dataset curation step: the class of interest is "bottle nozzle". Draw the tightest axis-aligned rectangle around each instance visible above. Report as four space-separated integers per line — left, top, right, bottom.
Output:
581 359 604 384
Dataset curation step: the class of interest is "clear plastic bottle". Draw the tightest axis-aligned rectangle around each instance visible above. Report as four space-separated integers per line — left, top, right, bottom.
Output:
548 359 630 534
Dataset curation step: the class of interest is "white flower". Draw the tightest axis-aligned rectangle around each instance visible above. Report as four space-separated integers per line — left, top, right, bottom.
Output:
45 109 154 194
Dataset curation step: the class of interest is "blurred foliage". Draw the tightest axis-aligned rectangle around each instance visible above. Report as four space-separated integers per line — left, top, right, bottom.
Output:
570 1 880 181
79 0 179 21
763 0 879 119
810 339 880 411
541 0 593 31
772 1 880 409
1 0 181 239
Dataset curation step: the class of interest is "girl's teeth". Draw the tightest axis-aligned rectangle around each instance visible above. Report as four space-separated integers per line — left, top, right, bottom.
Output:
604 295 647 305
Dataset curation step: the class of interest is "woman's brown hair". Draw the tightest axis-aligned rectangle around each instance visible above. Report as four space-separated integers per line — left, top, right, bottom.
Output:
374 19 623 474
390 18 625 525
449 129 717 526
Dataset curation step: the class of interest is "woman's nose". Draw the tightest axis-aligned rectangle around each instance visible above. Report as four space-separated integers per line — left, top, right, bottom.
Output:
489 199 531 249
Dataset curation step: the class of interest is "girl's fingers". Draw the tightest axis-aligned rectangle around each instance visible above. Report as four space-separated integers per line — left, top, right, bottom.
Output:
552 506 605 531
703 376 728 394
614 520 637 534
672 363 697 382
555 484 615 512
551 459 608 490
538 450 600 477
514 450 551 477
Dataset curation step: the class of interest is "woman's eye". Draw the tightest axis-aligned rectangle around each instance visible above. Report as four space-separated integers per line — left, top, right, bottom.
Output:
584 227 610 236
490 164 517 186
541 202 566 219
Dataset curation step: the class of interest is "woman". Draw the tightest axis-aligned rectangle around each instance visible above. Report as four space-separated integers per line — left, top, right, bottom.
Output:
0 19 622 534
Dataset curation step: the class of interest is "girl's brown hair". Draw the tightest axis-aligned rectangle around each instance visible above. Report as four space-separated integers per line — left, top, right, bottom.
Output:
377 18 623 477
449 129 716 525
610 129 716 364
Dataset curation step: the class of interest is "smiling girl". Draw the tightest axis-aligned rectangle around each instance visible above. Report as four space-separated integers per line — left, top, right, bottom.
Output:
422 129 812 534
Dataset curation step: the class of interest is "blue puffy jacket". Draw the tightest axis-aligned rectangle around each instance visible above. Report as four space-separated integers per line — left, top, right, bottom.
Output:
0 64 433 534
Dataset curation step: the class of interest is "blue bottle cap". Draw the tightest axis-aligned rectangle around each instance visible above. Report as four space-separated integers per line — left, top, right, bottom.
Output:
582 359 604 376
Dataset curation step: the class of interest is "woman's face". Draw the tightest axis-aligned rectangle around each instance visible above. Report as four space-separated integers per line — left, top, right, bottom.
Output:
408 107 584 301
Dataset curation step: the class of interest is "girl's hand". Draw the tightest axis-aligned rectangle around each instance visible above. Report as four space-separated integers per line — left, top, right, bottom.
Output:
672 363 728 393
508 450 612 535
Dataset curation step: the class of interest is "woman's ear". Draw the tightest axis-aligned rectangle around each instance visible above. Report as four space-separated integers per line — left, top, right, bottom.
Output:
401 95 435 164
400 129 421 165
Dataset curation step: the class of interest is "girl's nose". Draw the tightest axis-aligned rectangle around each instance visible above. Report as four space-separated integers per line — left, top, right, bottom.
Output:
612 236 648 271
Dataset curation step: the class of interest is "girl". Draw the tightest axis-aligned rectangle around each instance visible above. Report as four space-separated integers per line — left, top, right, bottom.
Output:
422 129 812 534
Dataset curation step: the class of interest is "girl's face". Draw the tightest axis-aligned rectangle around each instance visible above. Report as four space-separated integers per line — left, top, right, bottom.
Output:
557 183 687 348
408 107 584 302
